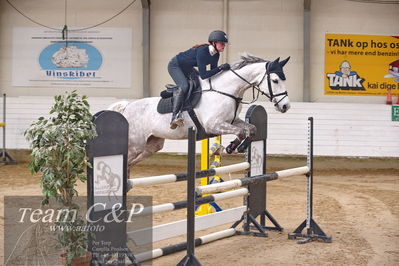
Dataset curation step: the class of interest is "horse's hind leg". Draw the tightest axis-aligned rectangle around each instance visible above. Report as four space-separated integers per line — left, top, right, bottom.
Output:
129 136 165 166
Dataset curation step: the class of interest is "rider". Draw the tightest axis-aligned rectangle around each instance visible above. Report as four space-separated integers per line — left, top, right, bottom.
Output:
168 30 230 129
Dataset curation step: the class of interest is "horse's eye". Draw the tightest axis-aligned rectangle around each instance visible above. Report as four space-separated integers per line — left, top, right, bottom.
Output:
272 79 278 84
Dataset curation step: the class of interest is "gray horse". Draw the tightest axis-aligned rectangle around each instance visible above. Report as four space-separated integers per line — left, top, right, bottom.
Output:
109 54 291 166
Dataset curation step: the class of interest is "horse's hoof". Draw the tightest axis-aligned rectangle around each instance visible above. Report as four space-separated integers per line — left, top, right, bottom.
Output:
226 145 233 154
226 138 241 154
237 137 251 153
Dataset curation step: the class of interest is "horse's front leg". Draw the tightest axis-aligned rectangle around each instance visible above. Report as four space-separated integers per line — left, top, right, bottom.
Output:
226 118 257 154
205 118 255 154
205 120 246 146
232 118 257 138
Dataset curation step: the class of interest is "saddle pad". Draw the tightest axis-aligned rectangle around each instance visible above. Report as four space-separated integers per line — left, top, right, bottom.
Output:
157 97 173 114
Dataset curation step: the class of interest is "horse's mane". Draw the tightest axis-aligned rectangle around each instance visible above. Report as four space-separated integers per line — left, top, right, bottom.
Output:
231 53 268 70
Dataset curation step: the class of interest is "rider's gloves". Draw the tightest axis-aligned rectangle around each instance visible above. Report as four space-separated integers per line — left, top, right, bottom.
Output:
219 63 231 71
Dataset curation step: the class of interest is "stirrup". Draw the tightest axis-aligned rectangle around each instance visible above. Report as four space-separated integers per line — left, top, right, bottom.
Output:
170 112 184 129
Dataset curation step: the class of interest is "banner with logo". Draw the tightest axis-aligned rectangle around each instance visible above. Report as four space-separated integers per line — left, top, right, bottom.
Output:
12 27 132 88
325 34 399 96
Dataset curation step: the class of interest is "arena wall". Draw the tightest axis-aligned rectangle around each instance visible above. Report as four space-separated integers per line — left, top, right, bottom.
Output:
0 0 398 103
0 1 398 158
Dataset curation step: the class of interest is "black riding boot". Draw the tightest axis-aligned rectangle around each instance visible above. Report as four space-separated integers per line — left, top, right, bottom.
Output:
170 87 185 129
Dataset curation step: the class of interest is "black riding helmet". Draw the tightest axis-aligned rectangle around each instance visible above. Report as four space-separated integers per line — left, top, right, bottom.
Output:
208 30 228 43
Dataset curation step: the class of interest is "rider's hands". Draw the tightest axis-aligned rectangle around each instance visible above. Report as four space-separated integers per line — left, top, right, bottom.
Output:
219 63 231 71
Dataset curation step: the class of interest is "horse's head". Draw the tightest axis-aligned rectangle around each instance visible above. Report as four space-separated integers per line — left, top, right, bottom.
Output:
230 54 291 113
259 57 291 113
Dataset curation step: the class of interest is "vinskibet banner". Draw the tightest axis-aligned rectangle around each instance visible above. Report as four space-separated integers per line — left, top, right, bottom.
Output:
12 27 132 88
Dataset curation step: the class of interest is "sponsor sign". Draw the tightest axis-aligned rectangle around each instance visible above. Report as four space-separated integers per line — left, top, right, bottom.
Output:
325 34 399 96
392 105 399 121
12 27 132 88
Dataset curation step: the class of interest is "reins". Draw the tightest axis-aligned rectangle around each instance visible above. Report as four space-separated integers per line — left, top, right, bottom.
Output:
203 78 243 123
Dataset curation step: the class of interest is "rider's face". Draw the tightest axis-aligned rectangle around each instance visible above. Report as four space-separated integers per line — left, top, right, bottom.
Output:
215 42 226 52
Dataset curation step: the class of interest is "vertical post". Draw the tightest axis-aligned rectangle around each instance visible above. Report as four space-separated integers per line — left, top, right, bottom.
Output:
233 105 282 236
303 0 311 102
222 0 229 63
2 94 5 160
197 136 223 215
0 94 16 165
288 117 332 243
141 0 151 98
307 117 314 230
187 128 196 257
87 111 139 265
201 139 209 172
195 139 212 215
177 127 201 266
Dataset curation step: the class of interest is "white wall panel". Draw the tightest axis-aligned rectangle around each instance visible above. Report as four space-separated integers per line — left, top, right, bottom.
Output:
1 97 398 157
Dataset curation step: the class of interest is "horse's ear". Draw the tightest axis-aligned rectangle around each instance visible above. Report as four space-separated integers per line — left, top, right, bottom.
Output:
279 56 290 68
274 57 280 63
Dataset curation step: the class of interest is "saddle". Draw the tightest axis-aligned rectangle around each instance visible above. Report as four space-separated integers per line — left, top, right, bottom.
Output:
157 72 216 140
157 72 202 114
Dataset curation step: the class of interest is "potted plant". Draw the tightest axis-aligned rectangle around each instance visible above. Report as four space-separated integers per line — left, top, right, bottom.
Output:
25 91 97 266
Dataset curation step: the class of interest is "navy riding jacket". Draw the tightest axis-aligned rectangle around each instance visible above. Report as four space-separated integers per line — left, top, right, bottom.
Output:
176 46 222 79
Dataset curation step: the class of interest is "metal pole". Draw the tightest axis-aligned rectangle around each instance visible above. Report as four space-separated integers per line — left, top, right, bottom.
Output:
177 127 201 266
187 127 196 256
289 117 331 243
222 0 229 63
306 117 314 230
303 0 311 102
2 94 6 160
141 0 151 98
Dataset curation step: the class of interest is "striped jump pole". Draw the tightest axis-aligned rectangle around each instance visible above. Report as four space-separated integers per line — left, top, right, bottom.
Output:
131 188 249 217
127 162 249 190
135 228 236 263
196 166 310 195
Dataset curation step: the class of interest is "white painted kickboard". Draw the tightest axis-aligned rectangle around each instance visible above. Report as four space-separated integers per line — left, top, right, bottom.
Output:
128 205 246 245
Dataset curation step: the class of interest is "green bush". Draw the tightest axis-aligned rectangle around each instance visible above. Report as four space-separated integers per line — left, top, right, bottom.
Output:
25 91 97 266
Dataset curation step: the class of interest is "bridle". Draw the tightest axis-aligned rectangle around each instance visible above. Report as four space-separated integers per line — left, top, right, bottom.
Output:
230 61 288 106
203 61 288 123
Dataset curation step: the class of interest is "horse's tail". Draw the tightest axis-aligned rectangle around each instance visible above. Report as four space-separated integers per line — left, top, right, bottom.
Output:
108 100 130 114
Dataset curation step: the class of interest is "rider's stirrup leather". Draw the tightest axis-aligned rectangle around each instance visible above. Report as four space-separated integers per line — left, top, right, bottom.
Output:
170 87 185 130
